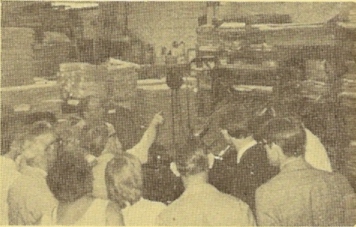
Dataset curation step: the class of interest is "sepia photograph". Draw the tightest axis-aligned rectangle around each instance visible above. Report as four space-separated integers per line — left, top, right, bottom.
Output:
1 1 356 226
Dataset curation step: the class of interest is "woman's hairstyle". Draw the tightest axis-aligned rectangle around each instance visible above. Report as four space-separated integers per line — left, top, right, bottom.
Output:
257 117 307 157
174 137 209 177
105 153 142 209
46 150 93 203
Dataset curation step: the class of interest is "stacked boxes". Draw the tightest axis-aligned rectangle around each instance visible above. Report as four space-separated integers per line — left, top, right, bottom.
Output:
105 58 140 110
58 63 107 100
196 25 220 47
33 32 71 79
300 60 330 100
0 82 61 114
345 141 356 190
1 27 36 87
340 60 356 140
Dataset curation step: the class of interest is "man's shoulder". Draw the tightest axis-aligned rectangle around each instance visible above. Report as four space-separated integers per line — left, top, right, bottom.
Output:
139 199 167 211
258 167 351 192
211 188 252 211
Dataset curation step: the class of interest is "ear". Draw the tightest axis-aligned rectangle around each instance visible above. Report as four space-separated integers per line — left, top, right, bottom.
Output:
207 153 215 169
271 142 284 159
170 162 181 177
220 129 232 143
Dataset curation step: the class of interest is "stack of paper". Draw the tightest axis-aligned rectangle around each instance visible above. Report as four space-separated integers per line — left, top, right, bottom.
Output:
1 27 36 87
58 63 107 99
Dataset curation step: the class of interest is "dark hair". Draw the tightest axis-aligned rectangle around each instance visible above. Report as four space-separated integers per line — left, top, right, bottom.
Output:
105 153 142 209
218 108 253 139
174 138 209 177
47 150 93 203
24 112 57 126
257 117 306 157
227 119 251 139
80 123 109 157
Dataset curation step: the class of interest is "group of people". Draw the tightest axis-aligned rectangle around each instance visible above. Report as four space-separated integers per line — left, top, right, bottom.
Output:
0 56 355 226
1 103 355 226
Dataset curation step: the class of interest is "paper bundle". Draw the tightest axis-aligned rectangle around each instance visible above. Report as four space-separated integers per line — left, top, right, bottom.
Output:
1 27 36 87
345 61 356 74
305 60 329 82
196 25 220 47
345 141 356 175
106 58 140 102
341 78 356 93
0 82 61 110
58 63 107 99
300 80 329 99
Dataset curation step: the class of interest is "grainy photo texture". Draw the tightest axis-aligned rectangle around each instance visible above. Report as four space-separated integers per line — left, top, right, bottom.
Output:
1 1 356 226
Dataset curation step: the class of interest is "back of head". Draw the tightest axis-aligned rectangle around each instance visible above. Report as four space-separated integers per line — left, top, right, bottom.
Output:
47 150 93 203
218 108 254 139
257 117 306 157
227 118 251 139
174 137 209 177
105 153 142 209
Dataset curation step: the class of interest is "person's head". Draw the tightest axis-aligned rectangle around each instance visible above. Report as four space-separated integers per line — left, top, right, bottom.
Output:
81 123 109 157
221 116 256 150
170 138 209 182
7 133 26 161
172 41 179 48
84 96 106 121
47 150 93 203
81 122 122 157
105 153 142 209
20 121 59 171
256 117 306 167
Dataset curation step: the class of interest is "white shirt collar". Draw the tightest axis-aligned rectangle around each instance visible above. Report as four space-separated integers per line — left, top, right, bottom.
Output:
237 140 257 163
21 165 48 178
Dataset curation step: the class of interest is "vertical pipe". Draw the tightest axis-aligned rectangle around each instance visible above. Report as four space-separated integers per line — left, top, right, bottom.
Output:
171 89 176 158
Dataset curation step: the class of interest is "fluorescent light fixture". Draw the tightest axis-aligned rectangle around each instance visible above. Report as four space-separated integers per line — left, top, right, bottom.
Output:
51 2 99 9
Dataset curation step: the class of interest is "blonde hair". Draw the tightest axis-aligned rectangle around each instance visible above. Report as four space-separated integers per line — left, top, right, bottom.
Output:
105 153 142 209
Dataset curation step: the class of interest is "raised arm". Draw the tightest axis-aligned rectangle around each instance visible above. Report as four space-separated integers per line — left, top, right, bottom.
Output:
127 112 164 164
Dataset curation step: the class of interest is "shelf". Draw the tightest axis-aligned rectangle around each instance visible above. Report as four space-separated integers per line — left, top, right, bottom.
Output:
216 63 277 71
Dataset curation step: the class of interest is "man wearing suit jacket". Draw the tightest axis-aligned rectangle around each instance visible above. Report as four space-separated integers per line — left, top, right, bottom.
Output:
219 116 279 213
255 117 354 226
